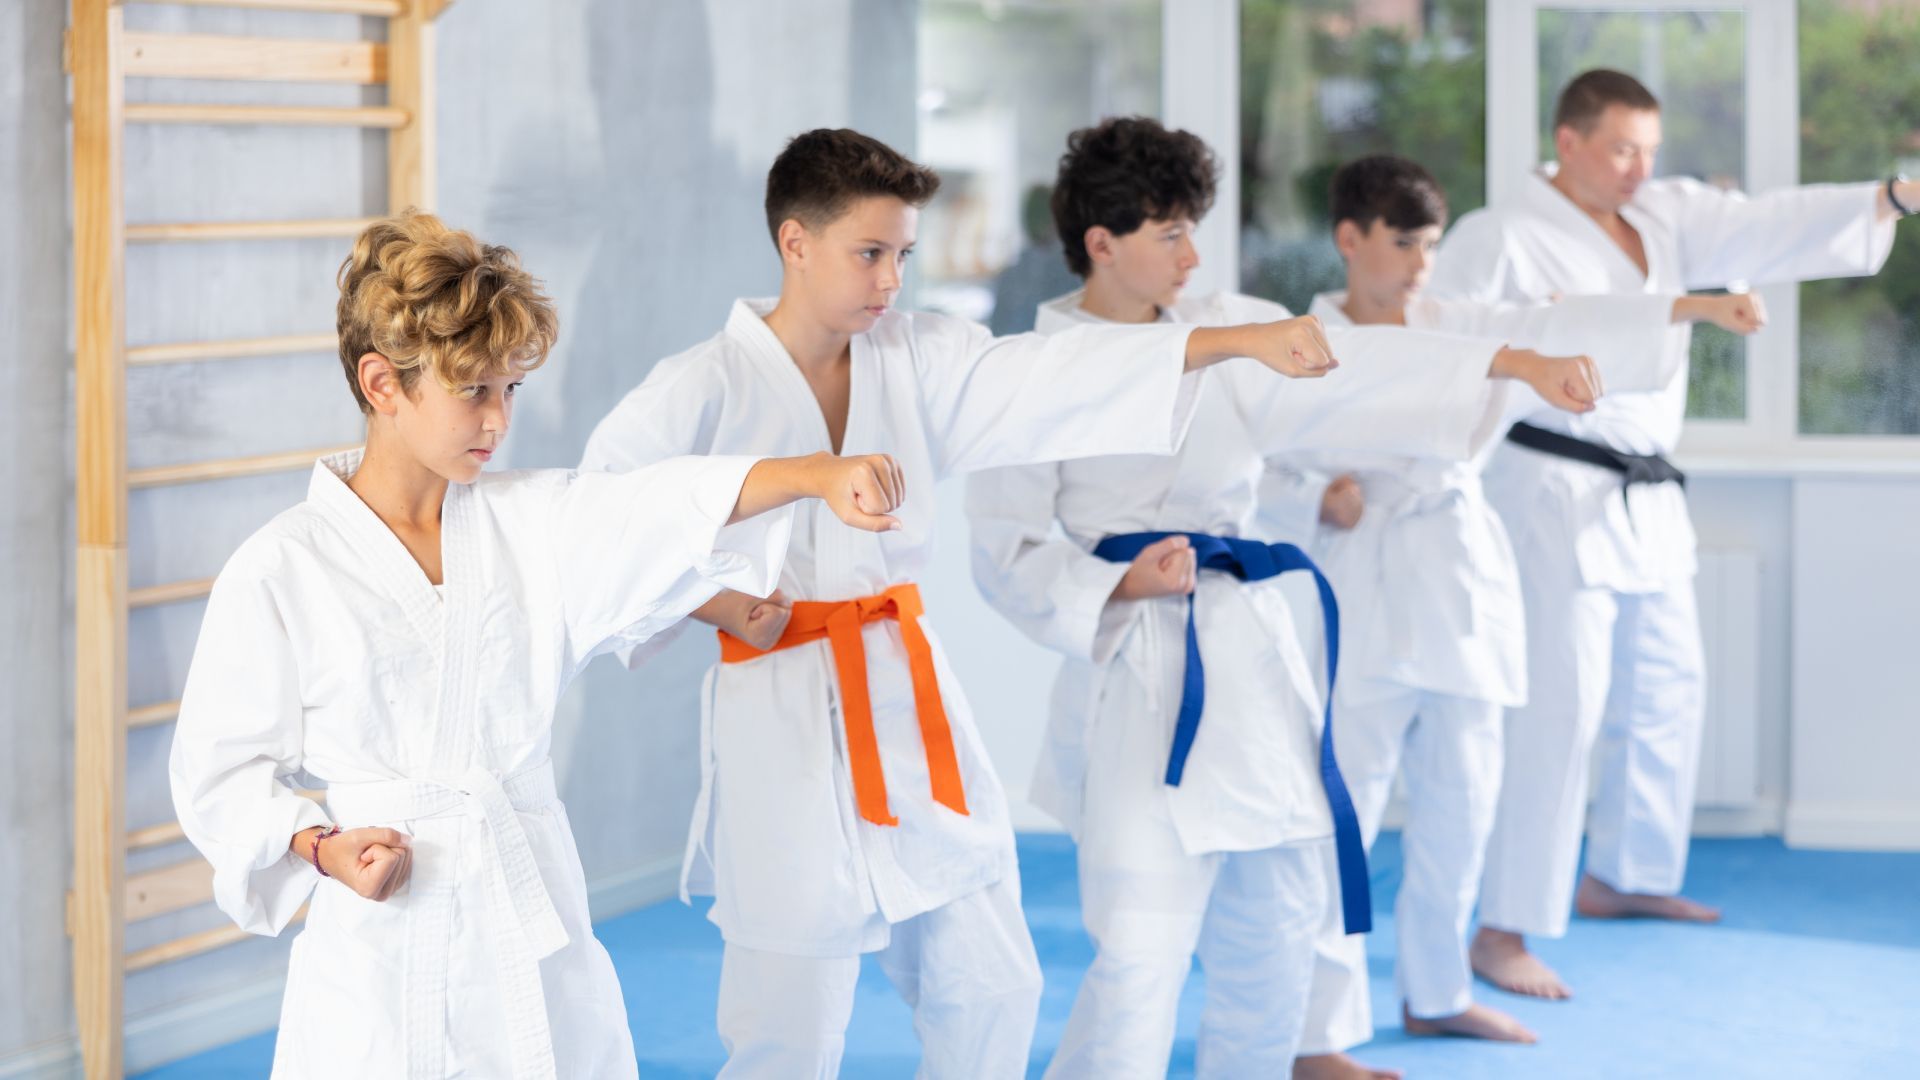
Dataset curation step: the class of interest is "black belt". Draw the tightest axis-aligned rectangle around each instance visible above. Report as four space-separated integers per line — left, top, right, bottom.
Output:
1506 421 1686 489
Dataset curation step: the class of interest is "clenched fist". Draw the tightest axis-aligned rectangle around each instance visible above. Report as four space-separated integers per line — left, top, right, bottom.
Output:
295 826 412 902
1110 534 1197 601
1678 292 1768 336
1494 347 1604 413
1319 475 1364 529
1187 315 1340 378
1245 315 1339 378
816 452 907 532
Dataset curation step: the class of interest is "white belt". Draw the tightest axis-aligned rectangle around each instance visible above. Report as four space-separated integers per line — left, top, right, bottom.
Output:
327 760 568 1080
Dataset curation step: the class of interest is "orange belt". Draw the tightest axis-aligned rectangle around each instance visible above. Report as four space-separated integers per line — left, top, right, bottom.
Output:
718 583 968 827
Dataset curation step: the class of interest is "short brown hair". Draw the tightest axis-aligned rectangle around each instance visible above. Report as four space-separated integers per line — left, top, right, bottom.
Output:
1329 155 1448 233
335 210 557 414
764 129 941 248
1553 69 1661 135
1051 117 1218 278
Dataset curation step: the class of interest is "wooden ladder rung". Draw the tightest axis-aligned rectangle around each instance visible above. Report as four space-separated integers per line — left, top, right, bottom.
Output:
128 332 337 366
130 578 214 609
129 700 181 728
129 0 404 18
125 32 387 84
130 443 357 490
126 103 410 128
65 861 210 935
126 860 214 923
128 218 374 243
126 907 307 974
124 784 324 853
128 821 187 852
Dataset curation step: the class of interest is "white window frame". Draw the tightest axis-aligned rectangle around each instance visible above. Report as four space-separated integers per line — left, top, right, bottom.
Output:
1502 0 1920 463
1170 0 1920 468
1162 0 1241 300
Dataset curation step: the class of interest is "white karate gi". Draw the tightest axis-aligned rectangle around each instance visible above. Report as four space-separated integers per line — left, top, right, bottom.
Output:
967 289 1524 1078
1429 167 1897 937
1283 289 1680 1053
580 298 1207 1078
170 450 792 1080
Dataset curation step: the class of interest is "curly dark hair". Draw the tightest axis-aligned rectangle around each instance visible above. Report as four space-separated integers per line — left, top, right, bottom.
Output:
1328 154 1449 234
1051 116 1218 278
764 128 941 249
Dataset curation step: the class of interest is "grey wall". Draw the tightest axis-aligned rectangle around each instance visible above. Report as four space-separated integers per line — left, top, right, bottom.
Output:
2 0 80 1072
0 0 916 1072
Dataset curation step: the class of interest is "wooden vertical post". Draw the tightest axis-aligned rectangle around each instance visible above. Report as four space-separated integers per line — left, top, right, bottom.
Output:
386 0 434 211
70 1 128 1077
66 5 454 1074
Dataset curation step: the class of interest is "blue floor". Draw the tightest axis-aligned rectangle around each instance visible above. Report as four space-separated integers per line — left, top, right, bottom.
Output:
140 833 1920 1078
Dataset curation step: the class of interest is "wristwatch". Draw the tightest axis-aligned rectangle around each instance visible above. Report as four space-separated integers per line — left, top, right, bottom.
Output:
1891 174 1917 217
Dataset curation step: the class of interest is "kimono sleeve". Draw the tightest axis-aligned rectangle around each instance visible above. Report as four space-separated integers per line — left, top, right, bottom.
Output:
965 463 1134 665
169 546 332 937
1255 461 1335 545
577 355 732 667
1222 325 1509 463
908 312 1201 478
1645 177 1897 290
1443 294 1683 394
550 455 793 666
580 352 720 472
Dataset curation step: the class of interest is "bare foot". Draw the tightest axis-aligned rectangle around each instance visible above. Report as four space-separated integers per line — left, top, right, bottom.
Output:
1575 873 1722 923
1470 927 1571 1000
1402 1001 1538 1044
1292 1052 1404 1080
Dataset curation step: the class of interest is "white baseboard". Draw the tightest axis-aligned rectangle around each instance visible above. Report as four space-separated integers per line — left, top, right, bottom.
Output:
0 972 288 1079
1785 800 1920 851
1378 796 1785 839
1690 797 1785 838
0 1040 78 1080
0 853 690 1079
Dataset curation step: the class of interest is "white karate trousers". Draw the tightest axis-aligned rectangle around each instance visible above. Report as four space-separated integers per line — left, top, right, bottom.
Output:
1478 525 1707 939
1298 682 1504 1052
715 872 1043 1079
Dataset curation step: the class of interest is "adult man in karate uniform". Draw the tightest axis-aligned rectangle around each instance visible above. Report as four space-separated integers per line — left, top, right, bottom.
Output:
1429 68 1917 998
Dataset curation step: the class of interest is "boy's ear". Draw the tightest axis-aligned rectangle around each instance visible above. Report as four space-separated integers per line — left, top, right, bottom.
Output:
1083 225 1117 268
358 352 402 416
777 218 809 268
1333 219 1362 260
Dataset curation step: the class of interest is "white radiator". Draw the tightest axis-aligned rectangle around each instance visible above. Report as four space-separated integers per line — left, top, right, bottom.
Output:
1691 547 1762 808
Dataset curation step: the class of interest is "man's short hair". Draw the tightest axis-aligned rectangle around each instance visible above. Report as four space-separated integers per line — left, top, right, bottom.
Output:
1554 68 1661 134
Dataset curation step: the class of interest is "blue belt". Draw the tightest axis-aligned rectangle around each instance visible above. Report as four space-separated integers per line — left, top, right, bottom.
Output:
1092 531 1371 935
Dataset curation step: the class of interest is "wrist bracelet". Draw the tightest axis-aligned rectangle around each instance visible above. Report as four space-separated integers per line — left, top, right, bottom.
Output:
311 825 342 876
1891 175 1916 217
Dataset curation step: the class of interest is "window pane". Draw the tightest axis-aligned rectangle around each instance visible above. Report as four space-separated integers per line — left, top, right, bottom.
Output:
1537 9 1749 421
1239 1 1487 315
1797 0 1920 435
915 0 1161 333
